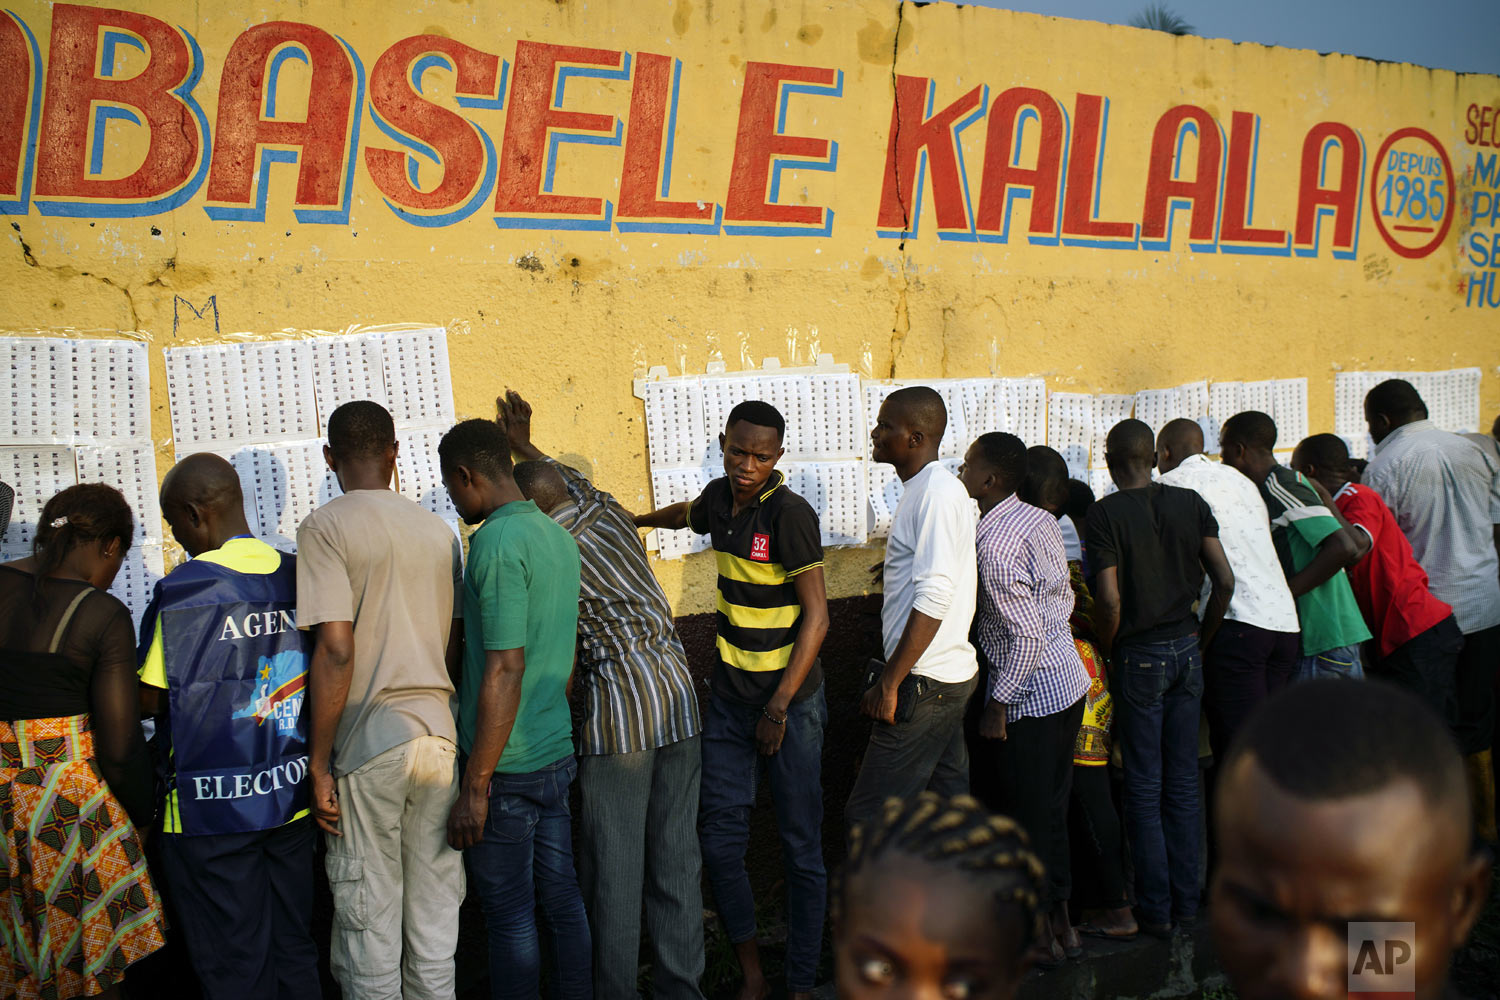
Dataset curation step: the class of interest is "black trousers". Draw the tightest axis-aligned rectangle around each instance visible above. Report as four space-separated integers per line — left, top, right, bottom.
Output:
1455 624 1500 756
972 696 1085 910
157 816 322 1000
1068 763 1129 911
1368 615 1463 736
1202 620 1301 761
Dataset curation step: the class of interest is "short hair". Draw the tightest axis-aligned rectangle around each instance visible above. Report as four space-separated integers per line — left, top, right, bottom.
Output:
438 418 514 481
1366 379 1428 421
972 432 1028 490
34 484 134 580
512 460 569 508
327 401 395 460
1222 678 1468 820
1019 444 1069 510
884 385 947 440
1104 418 1155 464
1295 433 1351 477
1221 410 1277 451
1063 478 1095 523
1157 417 1204 457
835 793 1045 957
725 400 785 442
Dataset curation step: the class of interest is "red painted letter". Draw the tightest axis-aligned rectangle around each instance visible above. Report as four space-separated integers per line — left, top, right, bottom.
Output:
617 52 714 225
875 75 984 235
0 12 37 203
205 22 358 220
975 87 1065 240
366 36 498 216
1294 122 1362 256
34 4 204 210
1060 94 1136 244
1219 112 1288 250
494 40 622 220
1141 105 1222 246
724 62 840 228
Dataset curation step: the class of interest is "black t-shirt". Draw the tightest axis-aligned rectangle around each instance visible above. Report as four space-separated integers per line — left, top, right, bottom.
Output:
688 471 825 705
1084 483 1219 645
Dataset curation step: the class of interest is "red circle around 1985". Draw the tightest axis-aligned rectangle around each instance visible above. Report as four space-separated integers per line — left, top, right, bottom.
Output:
1369 127 1455 260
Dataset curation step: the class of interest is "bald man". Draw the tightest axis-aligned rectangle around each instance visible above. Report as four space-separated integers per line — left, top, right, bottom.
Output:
139 453 320 999
1211 679 1491 1000
1157 418 1300 761
1085 418 1234 937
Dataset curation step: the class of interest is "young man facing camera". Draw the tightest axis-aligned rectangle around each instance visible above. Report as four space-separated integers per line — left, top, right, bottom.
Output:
845 387 980 830
636 400 829 1000
1211 679 1491 1000
440 418 591 1000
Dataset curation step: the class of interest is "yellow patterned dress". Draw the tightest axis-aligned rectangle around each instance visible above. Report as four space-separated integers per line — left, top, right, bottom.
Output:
1067 562 1114 767
1 577 167 999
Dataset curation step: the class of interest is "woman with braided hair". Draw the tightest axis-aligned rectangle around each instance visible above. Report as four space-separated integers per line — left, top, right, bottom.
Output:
833 793 1047 1000
1 484 167 999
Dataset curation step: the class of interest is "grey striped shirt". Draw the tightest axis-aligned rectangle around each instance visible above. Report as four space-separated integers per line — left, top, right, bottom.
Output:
542 459 702 755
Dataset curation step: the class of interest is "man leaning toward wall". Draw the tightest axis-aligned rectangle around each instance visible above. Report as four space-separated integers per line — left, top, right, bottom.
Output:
1363 379 1500 842
298 401 468 1000
503 389 707 1000
635 400 830 1000
846 387 980 828
140 454 320 999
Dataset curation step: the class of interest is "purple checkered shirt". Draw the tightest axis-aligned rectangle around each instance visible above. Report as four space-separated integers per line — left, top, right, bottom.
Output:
975 493 1090 721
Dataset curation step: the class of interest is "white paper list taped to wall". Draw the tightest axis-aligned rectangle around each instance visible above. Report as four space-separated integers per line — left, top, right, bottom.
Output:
1 337 161 622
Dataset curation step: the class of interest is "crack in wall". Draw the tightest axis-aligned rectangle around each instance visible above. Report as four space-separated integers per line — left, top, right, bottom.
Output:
887 0 910 379
12 222 174 334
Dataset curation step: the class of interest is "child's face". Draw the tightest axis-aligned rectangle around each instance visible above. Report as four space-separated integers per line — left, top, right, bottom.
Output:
835 856 1026 1000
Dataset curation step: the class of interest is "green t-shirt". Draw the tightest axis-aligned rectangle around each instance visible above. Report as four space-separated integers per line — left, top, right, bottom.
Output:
1258 465 1373 656
460 499 582 774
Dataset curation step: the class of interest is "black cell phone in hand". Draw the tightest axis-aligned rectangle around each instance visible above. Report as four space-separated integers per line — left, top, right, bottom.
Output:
861 657 924 725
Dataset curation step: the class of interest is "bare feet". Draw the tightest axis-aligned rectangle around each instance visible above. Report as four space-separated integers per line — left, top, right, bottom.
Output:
734 980 771 1000
732 939 771 1000
1051 904 1083 956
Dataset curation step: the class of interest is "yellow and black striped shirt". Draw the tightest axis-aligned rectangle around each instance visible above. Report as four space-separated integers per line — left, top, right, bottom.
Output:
688 470 824 704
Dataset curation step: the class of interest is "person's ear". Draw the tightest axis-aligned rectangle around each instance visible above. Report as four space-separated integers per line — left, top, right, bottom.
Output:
322 444 337 473
718 432 726 452
1448 850 1493 948
185 500 204 528
775 446 785 462
389 439 400 462
909 429 924 448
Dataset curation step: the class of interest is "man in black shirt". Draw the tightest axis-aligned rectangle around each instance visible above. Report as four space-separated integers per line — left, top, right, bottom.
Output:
636 400 829 1000
1085 419 1234 937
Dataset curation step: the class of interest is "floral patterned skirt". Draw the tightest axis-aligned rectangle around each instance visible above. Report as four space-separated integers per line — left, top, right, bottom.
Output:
1 715 166 1000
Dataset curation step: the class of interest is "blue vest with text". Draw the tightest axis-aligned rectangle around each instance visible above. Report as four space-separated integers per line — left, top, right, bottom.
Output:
141 555 309 835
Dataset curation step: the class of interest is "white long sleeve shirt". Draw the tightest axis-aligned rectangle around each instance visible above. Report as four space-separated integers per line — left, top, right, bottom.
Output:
881 461 980 684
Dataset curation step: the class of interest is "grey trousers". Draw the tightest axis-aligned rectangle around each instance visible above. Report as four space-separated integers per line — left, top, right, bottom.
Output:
844 675 978 833
577 735 706 1000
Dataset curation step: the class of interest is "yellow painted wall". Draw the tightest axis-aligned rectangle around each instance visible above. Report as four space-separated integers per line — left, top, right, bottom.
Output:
3 0 1497 614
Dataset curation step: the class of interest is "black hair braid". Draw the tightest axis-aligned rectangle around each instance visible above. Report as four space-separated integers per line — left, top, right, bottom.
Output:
834 793 1046 955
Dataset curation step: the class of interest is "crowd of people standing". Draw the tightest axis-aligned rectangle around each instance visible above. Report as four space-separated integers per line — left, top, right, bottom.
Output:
1 376 1496 1000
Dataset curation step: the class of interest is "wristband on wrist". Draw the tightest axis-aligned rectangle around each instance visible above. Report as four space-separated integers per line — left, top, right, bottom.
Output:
762 707 786 726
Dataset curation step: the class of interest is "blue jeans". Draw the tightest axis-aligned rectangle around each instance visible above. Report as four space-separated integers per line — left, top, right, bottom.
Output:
464 754 592 1000
1296 642 1365 682
699 686 827 992
1113 632 1204 927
